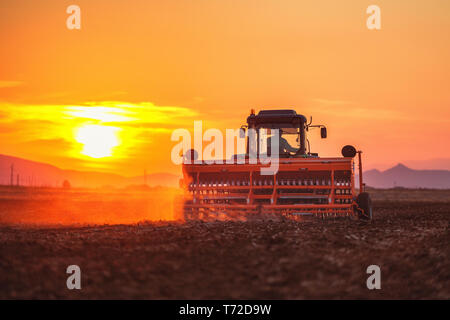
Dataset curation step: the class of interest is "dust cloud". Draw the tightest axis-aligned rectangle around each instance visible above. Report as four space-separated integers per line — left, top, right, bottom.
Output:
0 186 184 226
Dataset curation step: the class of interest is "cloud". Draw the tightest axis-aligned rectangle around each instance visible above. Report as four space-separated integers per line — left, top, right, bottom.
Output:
0 81 24 88
0 110 9 119
0 101 201 166
62 101 199 129
0 101 199 124
18 138 75 151
311 98 354 106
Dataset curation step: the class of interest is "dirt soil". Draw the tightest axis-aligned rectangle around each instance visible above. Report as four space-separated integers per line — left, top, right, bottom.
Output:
0 201 449 299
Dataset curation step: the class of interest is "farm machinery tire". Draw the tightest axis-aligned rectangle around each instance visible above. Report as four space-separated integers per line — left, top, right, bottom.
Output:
356 192 373 220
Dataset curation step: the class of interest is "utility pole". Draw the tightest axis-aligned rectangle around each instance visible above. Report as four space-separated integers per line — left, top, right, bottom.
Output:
10 164 14 186
16 174 19 187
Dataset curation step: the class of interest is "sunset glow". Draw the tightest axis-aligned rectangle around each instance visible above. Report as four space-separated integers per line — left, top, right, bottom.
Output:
0 0 449 176
0 0 448 302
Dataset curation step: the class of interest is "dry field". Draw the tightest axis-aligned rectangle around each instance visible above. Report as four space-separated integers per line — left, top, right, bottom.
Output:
0 186 449 299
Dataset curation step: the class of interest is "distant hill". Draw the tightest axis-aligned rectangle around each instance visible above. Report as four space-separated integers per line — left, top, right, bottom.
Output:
0 154 179 188
1 154 449 189
363 163 450 189
403 158 450 171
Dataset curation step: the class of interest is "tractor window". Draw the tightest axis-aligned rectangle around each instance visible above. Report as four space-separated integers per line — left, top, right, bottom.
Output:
280 128 300 149
258 127 300 155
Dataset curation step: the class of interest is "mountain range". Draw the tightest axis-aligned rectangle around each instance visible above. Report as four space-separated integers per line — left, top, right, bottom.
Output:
0 154 449 189
0 154 179 188
362 163 450 189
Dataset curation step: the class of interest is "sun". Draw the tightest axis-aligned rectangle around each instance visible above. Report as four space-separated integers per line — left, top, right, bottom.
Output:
75 125 121 158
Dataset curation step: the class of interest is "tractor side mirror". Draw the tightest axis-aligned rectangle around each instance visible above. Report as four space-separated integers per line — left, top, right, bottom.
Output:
321 127 327 139
239 127 246 139
184 149 198 162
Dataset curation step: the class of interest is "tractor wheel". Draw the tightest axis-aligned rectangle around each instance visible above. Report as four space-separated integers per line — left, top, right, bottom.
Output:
356 192 373 220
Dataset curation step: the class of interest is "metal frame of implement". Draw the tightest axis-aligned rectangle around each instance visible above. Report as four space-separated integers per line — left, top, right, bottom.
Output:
181 156 363 219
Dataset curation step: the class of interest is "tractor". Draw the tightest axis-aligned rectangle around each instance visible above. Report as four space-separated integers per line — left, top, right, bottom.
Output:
179 109 372 221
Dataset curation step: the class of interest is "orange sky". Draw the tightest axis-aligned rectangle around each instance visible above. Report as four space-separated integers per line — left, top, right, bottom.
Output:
1 0 449 176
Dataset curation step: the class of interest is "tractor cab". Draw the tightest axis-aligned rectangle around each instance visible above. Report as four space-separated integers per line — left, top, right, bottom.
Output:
242 109 327 158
